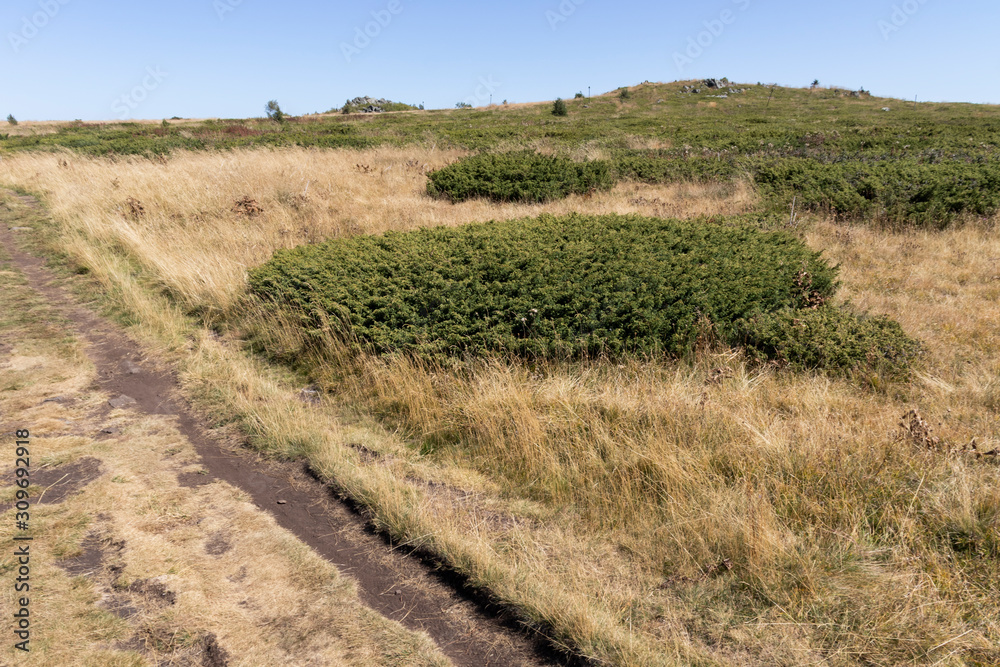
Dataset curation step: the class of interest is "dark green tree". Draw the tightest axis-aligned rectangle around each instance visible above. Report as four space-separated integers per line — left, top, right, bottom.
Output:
264 100 285 122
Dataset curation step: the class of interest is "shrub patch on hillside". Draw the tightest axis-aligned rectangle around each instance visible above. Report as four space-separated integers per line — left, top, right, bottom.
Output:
426 151 613 203
753 158 1000 227
736 306 923 377
248 213 920 376
429 149 1000 228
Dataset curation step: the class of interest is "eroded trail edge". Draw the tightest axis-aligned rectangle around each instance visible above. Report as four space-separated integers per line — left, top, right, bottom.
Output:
1 192 570 667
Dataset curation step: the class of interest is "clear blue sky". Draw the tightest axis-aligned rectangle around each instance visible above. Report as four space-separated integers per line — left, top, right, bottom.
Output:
2 0 998 121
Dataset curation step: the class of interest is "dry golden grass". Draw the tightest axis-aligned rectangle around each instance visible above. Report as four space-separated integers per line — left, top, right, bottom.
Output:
0 148 753 314
0 205 448 667
2 147 999 666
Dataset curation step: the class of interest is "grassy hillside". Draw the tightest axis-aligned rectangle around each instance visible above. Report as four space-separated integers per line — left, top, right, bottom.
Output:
1 82 998 665
4 81 999 158
7 81 996 227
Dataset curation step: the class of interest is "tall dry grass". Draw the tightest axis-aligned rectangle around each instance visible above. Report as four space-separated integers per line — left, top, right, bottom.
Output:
2 147 998 665
0 148 752 315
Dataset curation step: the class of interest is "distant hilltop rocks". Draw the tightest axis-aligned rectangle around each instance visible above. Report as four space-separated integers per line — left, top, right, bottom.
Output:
346 96 391 113
677 79 871 99
338 97 420 114
680 79 749 96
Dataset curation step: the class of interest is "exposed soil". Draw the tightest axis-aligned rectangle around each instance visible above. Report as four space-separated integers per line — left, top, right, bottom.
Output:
0 456 104 512
1 192 578 667
56 533 106 577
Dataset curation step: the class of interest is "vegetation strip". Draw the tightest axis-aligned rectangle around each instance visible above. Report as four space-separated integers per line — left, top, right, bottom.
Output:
249 212 919 376
6 82 1000 226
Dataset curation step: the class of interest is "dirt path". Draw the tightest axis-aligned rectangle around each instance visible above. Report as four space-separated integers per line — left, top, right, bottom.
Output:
0 193 573 667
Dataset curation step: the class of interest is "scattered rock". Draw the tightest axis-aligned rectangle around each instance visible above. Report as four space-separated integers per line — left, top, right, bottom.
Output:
231 196 263 218
124 360 142 375
882 107 891 112
41 395 68 404
345 96 392 113
9 226 32 232
705 558 734 577
703 78 722 89
100 427 120 435
347 442 381 463
276 500 287 505
108 395 137 409
122 197 145 220
299 387 321 405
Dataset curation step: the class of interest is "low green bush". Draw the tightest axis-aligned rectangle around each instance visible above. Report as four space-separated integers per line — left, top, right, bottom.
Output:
248 213 841 361
754 158 1000 227
736 306 923 377
612 151 742 183
426 151 613 203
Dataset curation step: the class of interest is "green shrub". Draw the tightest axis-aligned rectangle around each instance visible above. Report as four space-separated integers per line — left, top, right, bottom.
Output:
6 114 16 126
553 98 568 116
753 158 1000 227
574 92 584 99
736 306 922 377
426 151 614 203
619 87 631 100
248 213 840 361
264 100 285 122
612 151 742 183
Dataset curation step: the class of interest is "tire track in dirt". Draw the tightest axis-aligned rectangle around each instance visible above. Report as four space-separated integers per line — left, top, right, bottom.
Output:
0 192 578 667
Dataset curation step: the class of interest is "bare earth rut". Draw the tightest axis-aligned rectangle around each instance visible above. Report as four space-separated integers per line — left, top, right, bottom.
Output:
0 192 566 666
